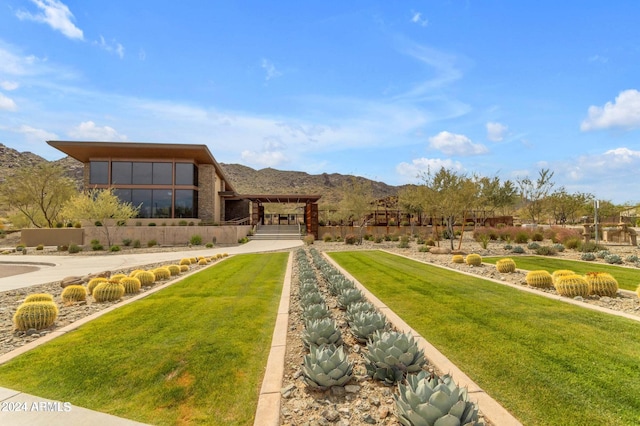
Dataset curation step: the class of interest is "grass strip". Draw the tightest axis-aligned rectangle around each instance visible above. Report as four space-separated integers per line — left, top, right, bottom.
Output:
329 250 640 426
483 255 640 291
0 253 288 426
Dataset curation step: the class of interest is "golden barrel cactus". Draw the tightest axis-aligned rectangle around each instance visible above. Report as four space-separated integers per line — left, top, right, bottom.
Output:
153 267 171 280
554 274 589 298
93 282 125 302
134 270 156 286
61 285 87 303
120 277 141 294
525 270 553 288
496 258 516 273
552 270 575 285
24 293 54 303
465 253 482 266
166 265 181 276
584 272 619 297
451 254 464 264
87 277 108 295
13 301 59 331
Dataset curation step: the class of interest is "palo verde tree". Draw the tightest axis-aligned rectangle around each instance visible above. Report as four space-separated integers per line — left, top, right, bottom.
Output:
339 177 373 243
517 168 555 224
547 188 593 225
477 176 519 217
420 167 479 250
0 162 76 228
61 188 139 247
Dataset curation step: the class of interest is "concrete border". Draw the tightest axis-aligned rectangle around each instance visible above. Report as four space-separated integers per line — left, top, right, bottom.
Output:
323 251 524 426
253 251 292 426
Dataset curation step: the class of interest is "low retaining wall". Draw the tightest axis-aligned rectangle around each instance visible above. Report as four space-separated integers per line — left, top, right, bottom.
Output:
21 225 251 247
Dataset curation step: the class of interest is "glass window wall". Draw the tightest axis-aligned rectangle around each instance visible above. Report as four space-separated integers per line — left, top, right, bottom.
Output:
90 161 109 184
152 163 172 185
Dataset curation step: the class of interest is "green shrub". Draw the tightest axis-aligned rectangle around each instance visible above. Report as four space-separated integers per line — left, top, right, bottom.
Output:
238 237 249 244
205 242 214 248
178 220 188 226
36 244 44 251
147 239 157 247
345 234 357 245
511 245 525 254
604 254 623 264
503 244 513 250
514 231 529 244
190 234 203 245
580 241 603 253
122 238 132 247
148 222 156 227
581 253 596 261
398 236 410 248
90 239 100 245
532 232 544 242
535 246 557 256
322 233 333 242
110 245 121 252
564 237 581 250
374 236 383 243
133 239 141 248
527 242 541 250
68 243 82 254
91 243 104 251
390 234 400 242
625 254 639 263
94 221 102 227
553 243 565 252
418 246 429 252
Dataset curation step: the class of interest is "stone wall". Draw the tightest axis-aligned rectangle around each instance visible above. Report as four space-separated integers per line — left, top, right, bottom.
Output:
21 228 84 246
198 164 215 221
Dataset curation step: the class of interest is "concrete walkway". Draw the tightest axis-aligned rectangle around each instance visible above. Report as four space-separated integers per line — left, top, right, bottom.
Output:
0 240 302 291
0 239 302 426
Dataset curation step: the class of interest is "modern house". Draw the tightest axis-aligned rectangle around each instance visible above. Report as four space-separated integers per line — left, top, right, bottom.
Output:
47 141 320 238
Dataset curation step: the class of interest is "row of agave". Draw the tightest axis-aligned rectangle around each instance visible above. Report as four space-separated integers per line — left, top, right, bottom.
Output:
296 248 484 426
12 253 228 331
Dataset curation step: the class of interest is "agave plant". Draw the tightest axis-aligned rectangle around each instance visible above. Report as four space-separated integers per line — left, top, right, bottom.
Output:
337 288 365 309
302 303 331 322
349 311 389 343
395 370 482 426
364 330 426 385
302 318 343 348
300 291 325 308
346 301 377 321
328 276 355 296
303 344 353 390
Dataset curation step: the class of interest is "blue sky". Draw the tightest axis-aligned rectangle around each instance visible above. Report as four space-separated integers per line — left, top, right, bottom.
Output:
1 1 640 204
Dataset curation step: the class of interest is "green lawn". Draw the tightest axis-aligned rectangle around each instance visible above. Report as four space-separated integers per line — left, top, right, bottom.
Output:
329 250 640 426
0 253 288 426
483 255 640 291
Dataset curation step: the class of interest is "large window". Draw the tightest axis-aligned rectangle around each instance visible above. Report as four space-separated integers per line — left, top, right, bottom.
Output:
90 161 109 184
132 162 152 184
152 163 172 185
111 162 132 185
132 189 152 218
175 190 198 218
176 163 198 185
152 189 172 218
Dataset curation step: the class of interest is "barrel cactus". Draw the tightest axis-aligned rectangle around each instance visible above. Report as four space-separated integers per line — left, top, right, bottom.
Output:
452 254 464 264
584 272 619 297
303 344 353 390
129 269 144 277
134 270 156 286
465 254 482 266
179 264 189 273
166 265 181 276
552 270 575 285
364 330 426 385
24 293 54 303
93 282 125 302
302 318 343 348
496 258 516 273
13 301 59 331
61 285 87 303
554 274 589 298
636 284 640 298
120 277 141 294
349 311 389 343
153 267 171 280
395 370 482 426
109 273 127 283
197 258 208 265
87 277 108 295
179 258 192 266
525 270 553 288
337 288 365 309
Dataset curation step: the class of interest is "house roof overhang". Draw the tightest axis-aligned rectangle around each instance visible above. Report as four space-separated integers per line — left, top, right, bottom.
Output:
225 194 322 203
47 140 237 193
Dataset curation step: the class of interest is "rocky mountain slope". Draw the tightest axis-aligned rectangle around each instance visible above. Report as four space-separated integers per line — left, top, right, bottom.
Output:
0 143 399 207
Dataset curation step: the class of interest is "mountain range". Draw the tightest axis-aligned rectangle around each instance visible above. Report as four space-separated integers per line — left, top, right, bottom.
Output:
0 143 400 207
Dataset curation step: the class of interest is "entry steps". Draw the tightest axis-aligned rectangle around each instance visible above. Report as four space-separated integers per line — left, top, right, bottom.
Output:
250 225 302 240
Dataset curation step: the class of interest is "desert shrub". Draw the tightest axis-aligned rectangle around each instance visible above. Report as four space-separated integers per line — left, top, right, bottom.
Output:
148 222 156 227
514 231 529 244
190 235 202 245
323 234 334 242
535 246 557 256
527 242 541 250
625 254 639 263
384 234 391 241
345 234 357 245
581 253 596 261
94 221 102 227
205 242 214 248
532 232 544 242
503 244 513 250
36 244 44 251
390 234 400 242
147 239 157 247
596 250 610 259
579 241 603 253
604 254 623 264
90 239 100 245
563 237 581 250
122 238 132 247
110 245 121 252
398 236 410 248
553 243 565 252
178 220 188 226
374 236 383 243
303 235 315 245
418 246 429 252
549 227 582 244
511 246 525 254
238 236 249 244
91 243 104 251
68 243 82 254
133 239 141 248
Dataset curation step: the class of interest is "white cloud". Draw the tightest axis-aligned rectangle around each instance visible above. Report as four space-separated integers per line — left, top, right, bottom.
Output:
261 59 282 81
410 11 429 27
0 93 17 111
396 157 464 181
241 150 287 168
0 81 19 91
581 89 640 131
16 0 83 40
428 131 488 156
14 124 58 142
96 36 125 59
68 121 128 141
486 121 508 142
